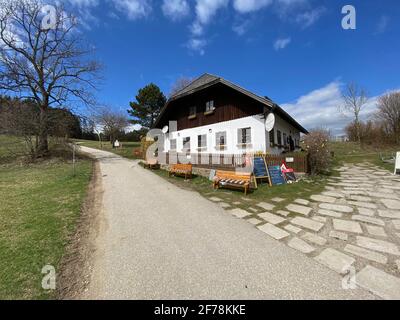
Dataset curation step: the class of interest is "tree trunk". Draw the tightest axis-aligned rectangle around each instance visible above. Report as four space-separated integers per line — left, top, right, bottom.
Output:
37 107 49 157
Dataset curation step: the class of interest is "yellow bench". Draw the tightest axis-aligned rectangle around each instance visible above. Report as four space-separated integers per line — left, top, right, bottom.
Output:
168 164 193 180
213 170 252 195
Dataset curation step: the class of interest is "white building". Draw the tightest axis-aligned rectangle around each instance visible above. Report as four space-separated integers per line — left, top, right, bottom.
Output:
154 74 307 156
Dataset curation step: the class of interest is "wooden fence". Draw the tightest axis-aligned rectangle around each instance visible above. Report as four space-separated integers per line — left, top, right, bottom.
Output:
161 152 309 173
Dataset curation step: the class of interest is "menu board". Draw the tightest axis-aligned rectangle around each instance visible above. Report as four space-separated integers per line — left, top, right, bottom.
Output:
253 157 269 179
268 165 286 186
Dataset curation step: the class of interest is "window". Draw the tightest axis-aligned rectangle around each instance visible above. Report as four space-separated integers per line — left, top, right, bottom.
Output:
269 129 275 147
216 131 227 149
189 106 197 118
205 100 215 113
277 130 282 146
238 127 251 147
183 137 191 152
197 135 207 152
170 139 177 151
283 133 287 146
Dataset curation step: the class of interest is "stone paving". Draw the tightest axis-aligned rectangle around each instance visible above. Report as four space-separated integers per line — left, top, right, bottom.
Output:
228 164 400 299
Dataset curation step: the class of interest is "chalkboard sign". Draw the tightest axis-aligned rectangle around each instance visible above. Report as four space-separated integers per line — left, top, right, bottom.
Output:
268 165 286 186
253 157 269 179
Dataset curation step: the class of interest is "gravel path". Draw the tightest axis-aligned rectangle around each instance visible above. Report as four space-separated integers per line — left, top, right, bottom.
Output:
80 147 375 300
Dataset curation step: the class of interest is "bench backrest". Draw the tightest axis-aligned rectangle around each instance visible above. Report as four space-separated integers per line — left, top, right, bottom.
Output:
171 164 193 171
215 170 251 182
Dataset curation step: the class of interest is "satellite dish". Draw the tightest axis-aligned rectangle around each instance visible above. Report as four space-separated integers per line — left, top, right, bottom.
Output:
162 125 169 134
265 113 275 132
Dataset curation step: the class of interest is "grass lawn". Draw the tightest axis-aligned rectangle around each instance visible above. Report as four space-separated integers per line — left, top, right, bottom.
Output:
330 141 398 172
73 139 141 160
0 135 93 299
148 167 329 216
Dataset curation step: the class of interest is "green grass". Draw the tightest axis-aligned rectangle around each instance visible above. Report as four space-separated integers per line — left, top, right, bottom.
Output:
148 166 328 215
330 141 398 172
73 139 141 160
0 136 93 300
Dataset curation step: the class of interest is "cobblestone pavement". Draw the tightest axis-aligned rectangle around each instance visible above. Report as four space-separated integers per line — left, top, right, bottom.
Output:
214 163 400 299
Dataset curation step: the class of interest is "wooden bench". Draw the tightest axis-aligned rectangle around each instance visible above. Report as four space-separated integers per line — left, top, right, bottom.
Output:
213 170 252 195
168 164 193 180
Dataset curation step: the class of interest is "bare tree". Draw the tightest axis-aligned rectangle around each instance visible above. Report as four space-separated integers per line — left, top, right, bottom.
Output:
0 0 101 156
340 83 368 143
94 107 129 145
376 91 400 144
169 76 193 97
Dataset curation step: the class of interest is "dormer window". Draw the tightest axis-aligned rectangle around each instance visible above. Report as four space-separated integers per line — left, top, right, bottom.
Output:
188 106 197 119
205 100 215 115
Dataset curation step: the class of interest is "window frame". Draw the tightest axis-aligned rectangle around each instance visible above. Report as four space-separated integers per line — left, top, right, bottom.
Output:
277 130 282 147
188 106 197 119
237 127 252 148
182 137 191 152
204 100 215 114
197 134 207 152
170 139 177 151
215 131 227 150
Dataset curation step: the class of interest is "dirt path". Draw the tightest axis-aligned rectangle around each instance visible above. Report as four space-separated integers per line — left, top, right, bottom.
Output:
78 147 375 300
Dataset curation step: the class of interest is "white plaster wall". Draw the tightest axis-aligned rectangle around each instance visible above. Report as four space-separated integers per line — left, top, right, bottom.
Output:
266 114 302 155
163 115 267 154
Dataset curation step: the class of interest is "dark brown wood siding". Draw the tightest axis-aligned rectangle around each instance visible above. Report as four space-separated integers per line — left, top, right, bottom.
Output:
159 83 265 131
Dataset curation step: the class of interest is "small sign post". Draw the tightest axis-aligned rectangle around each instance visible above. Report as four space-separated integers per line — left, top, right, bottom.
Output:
395 152 400 175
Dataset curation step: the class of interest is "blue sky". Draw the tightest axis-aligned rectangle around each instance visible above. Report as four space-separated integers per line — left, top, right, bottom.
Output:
64 0 400 134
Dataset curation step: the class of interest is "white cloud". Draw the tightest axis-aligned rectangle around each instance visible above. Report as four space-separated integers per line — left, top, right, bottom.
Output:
186 38 207 55
281 81 383 134
162 0 190 21
111 0 152 20
233 0 272 13
232 19 251 36
295 7 326 28
68 0 99 7
273 37 291 50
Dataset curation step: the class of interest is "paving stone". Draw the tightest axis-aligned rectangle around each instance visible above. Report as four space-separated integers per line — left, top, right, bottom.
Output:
352 215 385 226
257 202 275 211
333 219 363 234
315 248 355 274
347 201 377 209
318 209 343 218
344 245 388 264
258 212 286 225
271 197 285 203
396 260 400 271
381 199 400 210
322 191 345 198
291 217 324 232
219 202 231 209
301 232 327 246
324 186 336 191
257 223 290 240
350 195 373 202
294 199 310 206
312 216 327 223
232 201 242 205
392 220 400 230
286 204 312 216
288 237 315 254
366 225 387 237
247 207 259 213
284 224 302 234
276 210 291 217
329 231 348 241
367 192 399 200
357 207 375 217
310 195 337 203
378 210 400 219
319 203 353 213
356 236 400 256
229 208 252 219
246 218 263 225
209 197 222 202
356 266 400 300
342 190 368 196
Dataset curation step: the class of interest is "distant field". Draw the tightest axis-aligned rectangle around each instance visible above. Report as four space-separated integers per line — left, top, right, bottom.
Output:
73 139 141 160
0 135 93 299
